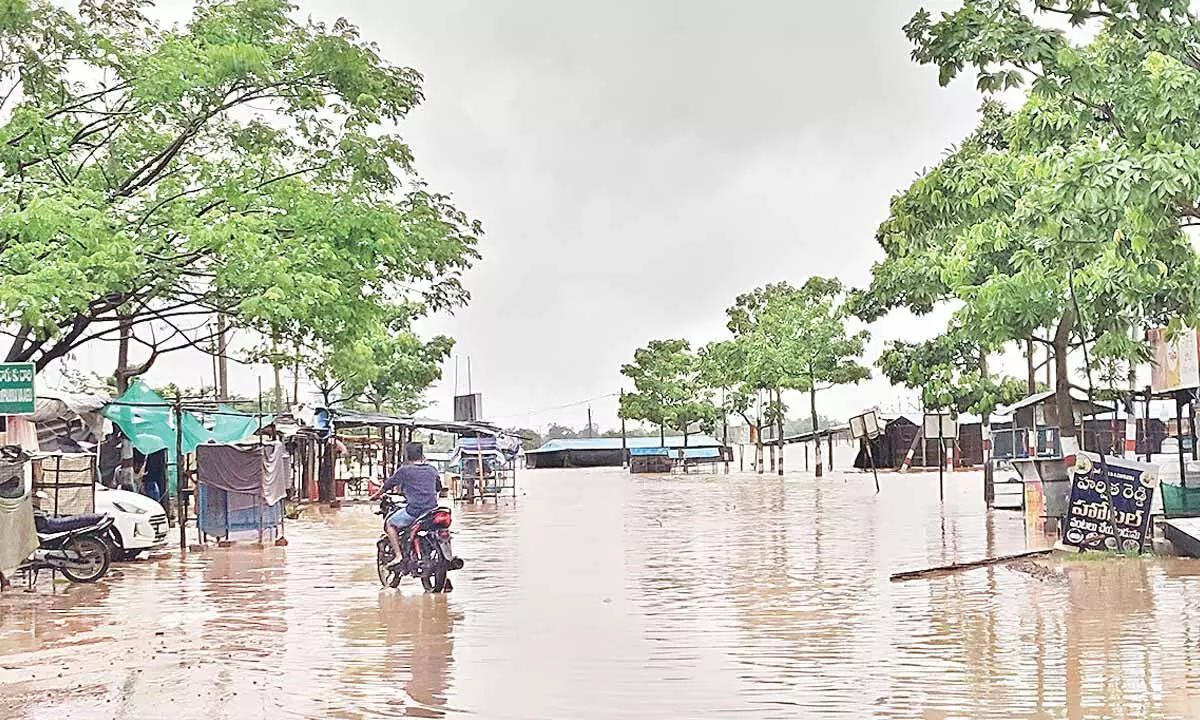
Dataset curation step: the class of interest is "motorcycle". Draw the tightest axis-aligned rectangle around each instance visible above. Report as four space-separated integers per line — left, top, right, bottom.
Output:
375 494 464 593
24 504 119 584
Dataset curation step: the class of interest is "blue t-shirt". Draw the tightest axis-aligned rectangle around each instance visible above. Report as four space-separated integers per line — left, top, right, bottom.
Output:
382 462 441 516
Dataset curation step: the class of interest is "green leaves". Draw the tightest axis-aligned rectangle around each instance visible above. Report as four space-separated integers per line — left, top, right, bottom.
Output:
857 1 1200 421
0 0 480 387
620 339 719 435
877 330 1023 415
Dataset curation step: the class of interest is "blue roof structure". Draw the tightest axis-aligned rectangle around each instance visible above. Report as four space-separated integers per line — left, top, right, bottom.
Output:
628 447 670 457
526 435 724 454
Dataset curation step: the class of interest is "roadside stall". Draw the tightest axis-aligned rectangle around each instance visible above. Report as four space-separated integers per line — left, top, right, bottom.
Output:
452 435 518 500
195 440 289 545
103 381 269 549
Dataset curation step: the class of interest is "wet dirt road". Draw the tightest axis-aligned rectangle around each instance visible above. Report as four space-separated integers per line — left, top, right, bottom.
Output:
6 468 1200 719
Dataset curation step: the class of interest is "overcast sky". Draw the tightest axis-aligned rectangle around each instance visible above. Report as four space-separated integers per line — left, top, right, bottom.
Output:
77 0 992 431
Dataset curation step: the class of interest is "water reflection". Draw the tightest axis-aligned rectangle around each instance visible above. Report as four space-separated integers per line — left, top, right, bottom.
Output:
6 470 1200 718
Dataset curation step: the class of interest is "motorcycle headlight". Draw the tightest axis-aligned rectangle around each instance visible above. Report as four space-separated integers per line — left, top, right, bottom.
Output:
111 501 148 514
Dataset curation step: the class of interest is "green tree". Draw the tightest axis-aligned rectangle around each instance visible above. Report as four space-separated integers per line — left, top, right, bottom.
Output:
700 339 769 469
728 278 869 476
619 339 717 447
360 330 454 415
862 2 1200 442
0 0 480 385
505 428 543 452
544 424 578 441
876 331 1028 417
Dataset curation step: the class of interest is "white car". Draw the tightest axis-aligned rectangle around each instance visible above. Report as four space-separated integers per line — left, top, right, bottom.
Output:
94 485 169 560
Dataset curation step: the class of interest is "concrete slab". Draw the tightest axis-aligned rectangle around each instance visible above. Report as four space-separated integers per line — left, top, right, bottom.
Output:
1163 518 1200 558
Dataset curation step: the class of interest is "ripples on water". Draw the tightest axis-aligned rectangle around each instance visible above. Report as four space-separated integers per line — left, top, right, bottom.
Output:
4 468 1200 719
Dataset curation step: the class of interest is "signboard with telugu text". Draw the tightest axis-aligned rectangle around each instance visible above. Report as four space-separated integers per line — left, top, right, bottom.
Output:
0 362 35 414
1062 452 1157 553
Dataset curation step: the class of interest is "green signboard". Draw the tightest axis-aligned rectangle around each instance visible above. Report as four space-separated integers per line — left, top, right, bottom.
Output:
0 362 35 414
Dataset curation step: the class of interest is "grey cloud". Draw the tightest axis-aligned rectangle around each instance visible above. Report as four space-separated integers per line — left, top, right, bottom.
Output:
131 0 986 428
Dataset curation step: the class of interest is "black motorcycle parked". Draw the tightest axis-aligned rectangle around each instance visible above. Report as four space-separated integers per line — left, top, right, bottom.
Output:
375 494 463 593
26 508 118 584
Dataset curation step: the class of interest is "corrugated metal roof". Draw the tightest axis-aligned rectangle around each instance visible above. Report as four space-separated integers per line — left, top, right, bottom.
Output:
997 387 1113 416
326 408 503 436
527 435 724 454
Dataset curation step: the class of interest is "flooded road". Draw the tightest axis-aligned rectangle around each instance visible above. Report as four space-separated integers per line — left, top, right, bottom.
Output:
5 468 1200 718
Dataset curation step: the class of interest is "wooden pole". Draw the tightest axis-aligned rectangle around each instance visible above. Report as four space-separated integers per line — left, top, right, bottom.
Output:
1190 399 1197 462
210 323 220 397
1145 386 1153 463
722 388 729 475
620 390 627 468
476 432 484 501
174 397 186 554
865 441 880 493
258 380 264 546
983 420 994 508
890 549 1052 582
1178 393 1188 489
777 389 784 477
216 314 229 401
938 436 945 503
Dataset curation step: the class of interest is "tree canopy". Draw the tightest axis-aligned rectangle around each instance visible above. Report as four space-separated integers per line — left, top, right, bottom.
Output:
0 0 479 395
858 1 1200 437
876 330 1028 416
619 339 718 442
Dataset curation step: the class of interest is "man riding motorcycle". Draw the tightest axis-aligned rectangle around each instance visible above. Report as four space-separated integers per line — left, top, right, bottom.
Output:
369 442 442 571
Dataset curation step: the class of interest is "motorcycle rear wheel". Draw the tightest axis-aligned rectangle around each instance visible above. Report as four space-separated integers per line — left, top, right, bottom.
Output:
376 545 401 588
59 537 111 583
419 538 448 593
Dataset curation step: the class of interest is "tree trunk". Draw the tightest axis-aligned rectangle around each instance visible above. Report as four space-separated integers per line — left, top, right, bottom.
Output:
776 388 785 476
751 422 763 474
216 314 229 401
292 342 301 406
722 403 729 474
683 427 689 474
811 386 823 478
115 315 132 394
980 350 994 507
1026 339 1037 395
1053 309 1078 445
271 334 284 412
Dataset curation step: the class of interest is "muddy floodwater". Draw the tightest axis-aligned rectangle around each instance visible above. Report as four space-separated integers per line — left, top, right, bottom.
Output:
6 468 1200 718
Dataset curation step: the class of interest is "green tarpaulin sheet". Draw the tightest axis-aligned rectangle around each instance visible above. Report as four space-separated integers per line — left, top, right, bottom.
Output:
101 381 271 494
1161 481 1200 518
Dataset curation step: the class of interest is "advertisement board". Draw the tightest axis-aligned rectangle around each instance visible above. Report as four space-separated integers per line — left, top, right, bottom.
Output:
1149 327 1200 393
1061 452 1157 553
